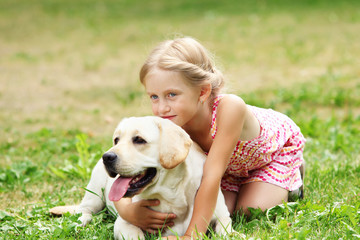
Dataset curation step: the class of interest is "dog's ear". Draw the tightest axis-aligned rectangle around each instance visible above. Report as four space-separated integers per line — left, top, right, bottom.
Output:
155 118 192 169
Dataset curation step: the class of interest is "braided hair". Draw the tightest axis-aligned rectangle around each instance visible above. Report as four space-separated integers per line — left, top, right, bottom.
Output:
140 37 224 101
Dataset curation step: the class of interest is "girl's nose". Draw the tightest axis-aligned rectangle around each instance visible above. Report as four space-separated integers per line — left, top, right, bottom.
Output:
158 100 170 114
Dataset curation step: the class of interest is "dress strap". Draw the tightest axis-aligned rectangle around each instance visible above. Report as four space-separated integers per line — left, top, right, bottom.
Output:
210 94 225 139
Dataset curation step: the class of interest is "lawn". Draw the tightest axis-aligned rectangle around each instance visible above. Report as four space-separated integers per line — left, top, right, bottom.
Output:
0 0 359 239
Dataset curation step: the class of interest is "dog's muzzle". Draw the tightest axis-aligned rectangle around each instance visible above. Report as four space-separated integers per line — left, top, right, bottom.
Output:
102 152 118 178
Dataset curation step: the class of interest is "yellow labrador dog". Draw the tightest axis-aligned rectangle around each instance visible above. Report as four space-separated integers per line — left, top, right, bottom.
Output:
50 116 232 239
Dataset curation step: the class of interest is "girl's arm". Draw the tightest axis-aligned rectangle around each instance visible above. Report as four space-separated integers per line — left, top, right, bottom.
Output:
114 198 176 234
184 95 247 238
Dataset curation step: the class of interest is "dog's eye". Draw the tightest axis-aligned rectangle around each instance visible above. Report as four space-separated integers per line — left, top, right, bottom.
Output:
114 137 119 145
132 136 147 144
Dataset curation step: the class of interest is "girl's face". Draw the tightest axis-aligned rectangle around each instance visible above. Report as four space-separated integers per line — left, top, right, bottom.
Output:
144 68 202 127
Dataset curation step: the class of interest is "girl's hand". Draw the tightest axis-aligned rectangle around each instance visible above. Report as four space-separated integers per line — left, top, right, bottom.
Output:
117 199 176 234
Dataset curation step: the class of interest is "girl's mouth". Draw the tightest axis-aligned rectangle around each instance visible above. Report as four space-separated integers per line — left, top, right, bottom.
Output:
161 115 176 120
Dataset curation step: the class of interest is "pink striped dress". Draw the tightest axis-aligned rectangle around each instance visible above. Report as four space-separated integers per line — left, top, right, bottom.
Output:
211 95 305 192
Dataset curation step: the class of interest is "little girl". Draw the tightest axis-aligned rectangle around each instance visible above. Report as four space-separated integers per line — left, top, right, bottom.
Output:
114 37 305 239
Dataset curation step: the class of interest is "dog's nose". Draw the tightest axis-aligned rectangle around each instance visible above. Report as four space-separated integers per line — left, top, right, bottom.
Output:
102 152 117 164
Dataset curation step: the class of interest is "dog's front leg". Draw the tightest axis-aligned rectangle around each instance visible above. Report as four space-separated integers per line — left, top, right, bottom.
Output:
114 216 145 240
78 159 108 226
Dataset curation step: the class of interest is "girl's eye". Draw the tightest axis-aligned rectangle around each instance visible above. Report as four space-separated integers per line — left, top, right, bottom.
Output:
168 92 176 97
150 95 158 100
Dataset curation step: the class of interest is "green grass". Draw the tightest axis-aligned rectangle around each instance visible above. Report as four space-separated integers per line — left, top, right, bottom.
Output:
1 0 359 239
1 79 359 239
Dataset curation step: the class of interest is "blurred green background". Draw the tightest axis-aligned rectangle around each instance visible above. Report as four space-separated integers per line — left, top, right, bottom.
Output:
1 0 359 137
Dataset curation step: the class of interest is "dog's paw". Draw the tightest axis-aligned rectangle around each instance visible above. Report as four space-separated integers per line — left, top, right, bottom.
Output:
78 213 93 227
49 205 79 216
114 217 145 240
214 216 233 236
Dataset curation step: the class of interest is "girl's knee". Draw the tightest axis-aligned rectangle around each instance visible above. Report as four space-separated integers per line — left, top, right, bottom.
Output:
234 182 288 216
235 199 267 217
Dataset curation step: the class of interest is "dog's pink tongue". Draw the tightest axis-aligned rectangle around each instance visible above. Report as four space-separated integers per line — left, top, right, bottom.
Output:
109 177 132 202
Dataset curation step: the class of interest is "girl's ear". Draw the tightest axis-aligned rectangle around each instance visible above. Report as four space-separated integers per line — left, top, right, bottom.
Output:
199 83 212 103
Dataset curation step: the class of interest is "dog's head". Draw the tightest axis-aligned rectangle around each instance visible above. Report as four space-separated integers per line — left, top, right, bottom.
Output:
103 116 192 201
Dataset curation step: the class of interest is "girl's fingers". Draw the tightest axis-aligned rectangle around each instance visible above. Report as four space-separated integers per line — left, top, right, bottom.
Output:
154 212 177 222
144 218 175 233
141 204 176 221
140 200 176 220
140 200 173 218
145 218 169 226
146 208 176 220
133 199 176 232
147 217 175 228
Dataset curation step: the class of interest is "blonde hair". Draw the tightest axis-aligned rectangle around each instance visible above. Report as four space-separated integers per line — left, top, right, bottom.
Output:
140 37 224 101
